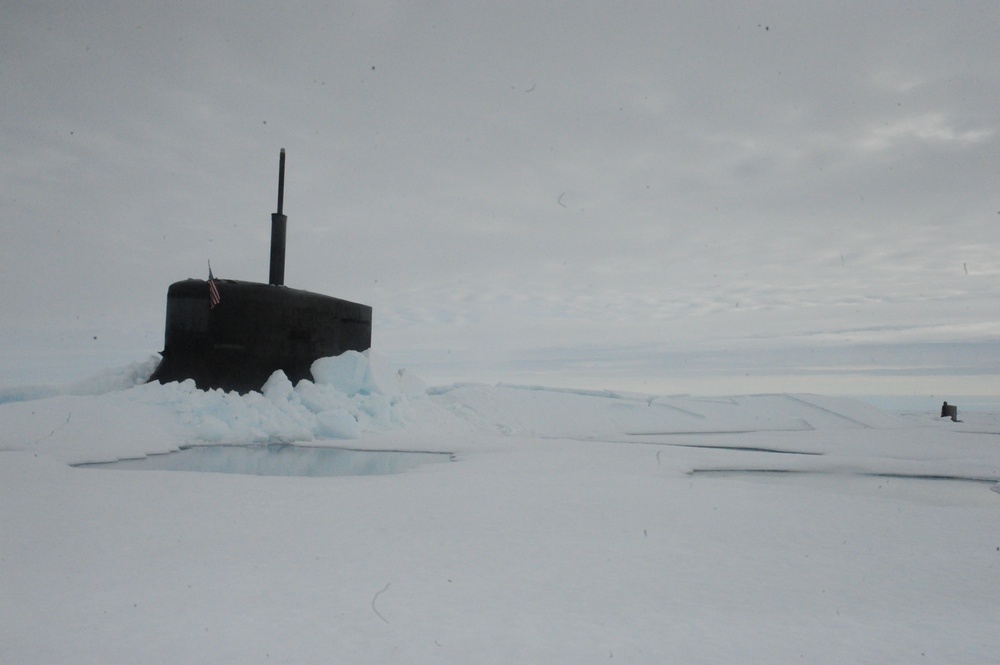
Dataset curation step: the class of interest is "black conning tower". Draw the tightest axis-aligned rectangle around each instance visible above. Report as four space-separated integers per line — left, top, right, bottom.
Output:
147 150 373 393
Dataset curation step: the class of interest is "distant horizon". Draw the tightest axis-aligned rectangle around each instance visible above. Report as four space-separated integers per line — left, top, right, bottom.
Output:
2 341 997 417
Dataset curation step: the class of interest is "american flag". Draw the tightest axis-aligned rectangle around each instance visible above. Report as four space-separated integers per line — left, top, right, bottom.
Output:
208 279 221 309
208 261 221 309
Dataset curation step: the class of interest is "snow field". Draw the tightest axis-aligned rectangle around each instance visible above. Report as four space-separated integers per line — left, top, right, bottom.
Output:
1 352 999 663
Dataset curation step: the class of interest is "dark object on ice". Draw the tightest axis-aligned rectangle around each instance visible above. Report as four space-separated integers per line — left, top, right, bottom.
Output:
147 150 372 393
147 279 371 393
941 401 958 422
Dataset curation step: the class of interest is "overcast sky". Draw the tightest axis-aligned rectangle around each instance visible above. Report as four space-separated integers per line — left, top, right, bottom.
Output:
2 1 999 396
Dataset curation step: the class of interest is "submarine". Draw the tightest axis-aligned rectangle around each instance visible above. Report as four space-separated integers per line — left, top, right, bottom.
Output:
147 150 372 394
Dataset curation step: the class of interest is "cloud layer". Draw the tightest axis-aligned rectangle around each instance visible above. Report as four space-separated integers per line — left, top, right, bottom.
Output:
3 2 998 393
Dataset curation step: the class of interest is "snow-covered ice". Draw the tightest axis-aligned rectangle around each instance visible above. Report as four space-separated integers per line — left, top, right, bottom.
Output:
2 352 999 663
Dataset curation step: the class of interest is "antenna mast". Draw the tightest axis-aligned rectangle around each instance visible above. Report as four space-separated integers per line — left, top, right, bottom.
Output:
269 149 287 286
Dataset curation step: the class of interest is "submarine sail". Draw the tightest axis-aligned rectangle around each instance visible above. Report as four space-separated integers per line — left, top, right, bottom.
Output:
147 150 373 393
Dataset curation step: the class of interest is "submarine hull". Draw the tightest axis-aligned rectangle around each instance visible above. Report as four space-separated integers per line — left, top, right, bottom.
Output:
148 279 372 393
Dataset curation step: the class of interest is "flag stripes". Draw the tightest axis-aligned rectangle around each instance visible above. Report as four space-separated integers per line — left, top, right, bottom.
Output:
208 279 221 309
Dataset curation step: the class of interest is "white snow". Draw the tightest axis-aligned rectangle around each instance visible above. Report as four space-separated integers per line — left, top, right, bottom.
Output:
2 352 999 663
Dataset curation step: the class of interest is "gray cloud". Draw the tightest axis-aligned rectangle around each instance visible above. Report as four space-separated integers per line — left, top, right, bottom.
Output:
2 1 998 393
